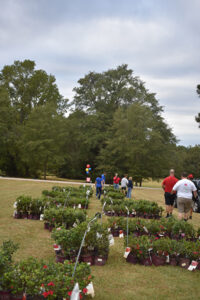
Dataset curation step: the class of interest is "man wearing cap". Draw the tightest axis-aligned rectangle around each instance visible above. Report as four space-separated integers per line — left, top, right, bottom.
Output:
172 172 197 220
162 169 178 217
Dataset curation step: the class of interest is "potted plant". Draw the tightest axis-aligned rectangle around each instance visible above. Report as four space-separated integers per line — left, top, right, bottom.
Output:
152 238 171 266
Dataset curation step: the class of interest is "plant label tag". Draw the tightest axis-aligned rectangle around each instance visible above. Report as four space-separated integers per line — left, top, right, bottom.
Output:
166 255 170 263
98 258 103 262
73 205 76 209
86 282 95 297
13 210 17 217
108 228 111 232
124 247 131 258
109 234 115 246
40 214 44 221
73 223 77 228
119 230 124 238
143 226 148 233
188 261 198 271
96 232 102 239
78 204 81 209
87 262 91 265
159 234 164 237
13 202 17 208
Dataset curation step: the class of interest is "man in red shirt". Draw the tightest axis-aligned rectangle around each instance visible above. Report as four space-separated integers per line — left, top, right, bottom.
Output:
113 173 120 190
162 169 178 217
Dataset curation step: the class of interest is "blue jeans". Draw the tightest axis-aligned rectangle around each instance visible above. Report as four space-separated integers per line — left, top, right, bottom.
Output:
126 187 132 199
96 186 102 199
114 183 119 190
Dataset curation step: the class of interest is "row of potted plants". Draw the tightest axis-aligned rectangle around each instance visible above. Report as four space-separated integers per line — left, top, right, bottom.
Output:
108 217 198 240
1 255 93 300
13 185 92 219
125 235 200 269
43 207 87 231
52 221 110 266
42 185 93 199
103 199 164 219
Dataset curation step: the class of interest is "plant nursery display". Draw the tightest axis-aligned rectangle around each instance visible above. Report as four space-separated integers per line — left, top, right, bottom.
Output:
13 186 93 219
125 235 200 269
43 207 86 231
107 217 199 241
0 241 93 300
52 221 110 266
103 198 164 219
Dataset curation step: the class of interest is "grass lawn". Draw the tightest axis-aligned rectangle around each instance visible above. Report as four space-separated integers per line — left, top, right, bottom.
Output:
1 178 200 300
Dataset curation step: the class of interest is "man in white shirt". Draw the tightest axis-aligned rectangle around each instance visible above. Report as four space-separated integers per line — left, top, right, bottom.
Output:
172 172 197 220
121 175 129 195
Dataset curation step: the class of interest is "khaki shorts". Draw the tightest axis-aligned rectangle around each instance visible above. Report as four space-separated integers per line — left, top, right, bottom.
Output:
177 197 192 213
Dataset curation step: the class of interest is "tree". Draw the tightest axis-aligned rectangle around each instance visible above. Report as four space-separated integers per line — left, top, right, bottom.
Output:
196 84 200 125
22 105 64 179
183 145 200 178
0 60 68 177
97 103 176 185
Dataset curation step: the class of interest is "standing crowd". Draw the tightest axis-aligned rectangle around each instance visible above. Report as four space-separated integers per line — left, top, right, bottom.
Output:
162 169 198 220
95 173 133 199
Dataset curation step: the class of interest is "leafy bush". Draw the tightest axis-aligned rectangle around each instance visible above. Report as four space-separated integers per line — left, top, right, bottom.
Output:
43 207 86 228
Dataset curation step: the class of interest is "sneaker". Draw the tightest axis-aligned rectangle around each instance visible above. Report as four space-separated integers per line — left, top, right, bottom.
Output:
189 216 192 220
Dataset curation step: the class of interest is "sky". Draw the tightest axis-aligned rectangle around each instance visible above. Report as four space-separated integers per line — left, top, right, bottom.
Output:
0 0 199 146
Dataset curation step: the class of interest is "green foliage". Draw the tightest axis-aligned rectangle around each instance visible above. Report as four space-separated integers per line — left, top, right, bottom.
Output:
43 207 86 228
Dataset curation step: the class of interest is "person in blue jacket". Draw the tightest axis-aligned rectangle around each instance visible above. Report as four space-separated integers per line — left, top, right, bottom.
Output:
95 176 104 199
101 172 106 184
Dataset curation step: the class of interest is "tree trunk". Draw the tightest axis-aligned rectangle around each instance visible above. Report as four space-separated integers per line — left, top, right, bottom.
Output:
139 179 142 187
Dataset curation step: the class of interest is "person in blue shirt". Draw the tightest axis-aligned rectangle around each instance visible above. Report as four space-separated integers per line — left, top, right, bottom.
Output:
101 172 106 184
95 176 104 199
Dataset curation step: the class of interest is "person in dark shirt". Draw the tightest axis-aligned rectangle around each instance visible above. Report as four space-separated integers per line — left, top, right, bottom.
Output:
126 176 133 199
95 176 104 199
188 174 197 219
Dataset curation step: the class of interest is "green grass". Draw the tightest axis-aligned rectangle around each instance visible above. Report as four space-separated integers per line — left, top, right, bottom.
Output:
1 178 200 300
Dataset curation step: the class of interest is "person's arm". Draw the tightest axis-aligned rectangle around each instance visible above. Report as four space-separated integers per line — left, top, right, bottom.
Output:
193 190 197 198
171 182 178 195
162 179 165 191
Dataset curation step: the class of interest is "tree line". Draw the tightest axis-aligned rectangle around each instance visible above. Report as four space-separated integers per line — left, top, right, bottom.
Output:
0 60 199 184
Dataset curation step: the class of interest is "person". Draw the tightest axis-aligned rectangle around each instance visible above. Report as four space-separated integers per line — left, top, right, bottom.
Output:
162 169 178 217
172 172 197 220
121 175 128 195
126 176 133 198
101 172 106 185
95 175 104 200
113 173 120 190
187 174 198 219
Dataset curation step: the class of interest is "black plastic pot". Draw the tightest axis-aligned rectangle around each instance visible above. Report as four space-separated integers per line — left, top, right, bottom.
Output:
140 257 152 266
169 257 178 266
81 253 94 265
178 258 190 269
44 222 49 230
94 256 107 266
152 254 166 266
111 229 119 237
0 291 11 300
126 253 138 264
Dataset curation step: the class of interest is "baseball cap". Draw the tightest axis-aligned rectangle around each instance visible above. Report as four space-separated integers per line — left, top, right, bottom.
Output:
188 174 194 179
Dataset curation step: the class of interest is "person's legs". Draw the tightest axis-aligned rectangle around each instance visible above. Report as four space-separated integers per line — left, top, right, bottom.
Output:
114 183 117 190
165 193 171 217
184 198 192 220
127 187 131 199
96 186 98 198
177 197 184 220
98 187 102 199
116 184 119 190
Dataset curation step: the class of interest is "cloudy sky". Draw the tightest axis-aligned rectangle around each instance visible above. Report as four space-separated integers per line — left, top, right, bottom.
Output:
0 0 199 145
